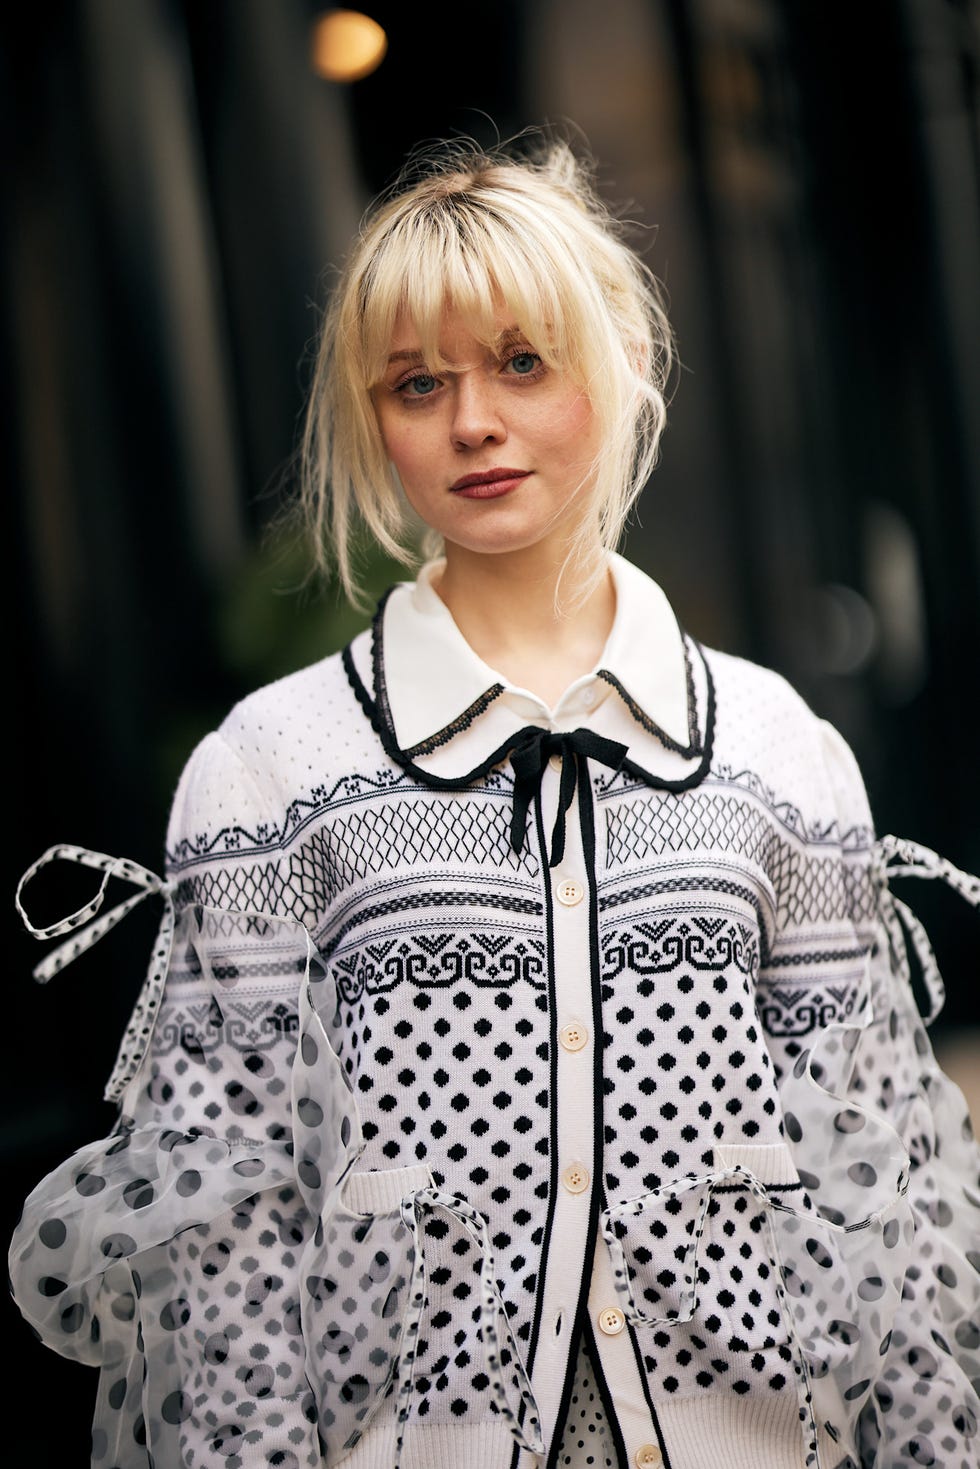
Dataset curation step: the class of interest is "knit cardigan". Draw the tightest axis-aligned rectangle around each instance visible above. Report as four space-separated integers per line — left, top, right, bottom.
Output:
10 554 980 1469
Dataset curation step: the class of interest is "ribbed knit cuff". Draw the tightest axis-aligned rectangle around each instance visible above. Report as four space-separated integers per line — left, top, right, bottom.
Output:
340 1420 522 1469
655 1392 851 1468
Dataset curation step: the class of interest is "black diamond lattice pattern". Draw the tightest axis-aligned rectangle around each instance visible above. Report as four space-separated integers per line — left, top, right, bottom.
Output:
605 791 875 928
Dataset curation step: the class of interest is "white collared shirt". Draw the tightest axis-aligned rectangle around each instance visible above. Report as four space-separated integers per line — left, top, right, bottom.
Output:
347 550 709 793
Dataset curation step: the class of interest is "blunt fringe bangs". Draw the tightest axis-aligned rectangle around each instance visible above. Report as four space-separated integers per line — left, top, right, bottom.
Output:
298 133 675 609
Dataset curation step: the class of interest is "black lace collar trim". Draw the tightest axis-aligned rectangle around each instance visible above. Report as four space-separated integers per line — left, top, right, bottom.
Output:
596 629 701 759
341 587 717 798
366 586 508 759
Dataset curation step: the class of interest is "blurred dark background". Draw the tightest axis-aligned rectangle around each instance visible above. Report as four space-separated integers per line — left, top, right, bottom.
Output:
5 0 980 1460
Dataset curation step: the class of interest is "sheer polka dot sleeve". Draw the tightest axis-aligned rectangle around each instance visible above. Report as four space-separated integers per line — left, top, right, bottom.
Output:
765 718 980 1467
820 723 980 1466
8 732 360 1469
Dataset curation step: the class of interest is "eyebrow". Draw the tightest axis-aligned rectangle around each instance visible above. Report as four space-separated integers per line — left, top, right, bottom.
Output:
385 349 426 365
383 327 527 369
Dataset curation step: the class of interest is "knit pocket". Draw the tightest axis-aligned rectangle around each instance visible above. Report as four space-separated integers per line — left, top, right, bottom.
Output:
706 1140 800 1352
305 1162 434 1462
601 1144 799 1355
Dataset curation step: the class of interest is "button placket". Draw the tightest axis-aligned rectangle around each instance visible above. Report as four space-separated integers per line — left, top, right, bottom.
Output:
531 731 600 1443
588 1234 657 1460
597 1305 626 1335
635 1446 663 1467
561 1163 590 1194
555 877 584 907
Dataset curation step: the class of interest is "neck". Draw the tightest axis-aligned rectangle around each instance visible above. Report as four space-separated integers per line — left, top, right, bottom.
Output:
433 540 616 709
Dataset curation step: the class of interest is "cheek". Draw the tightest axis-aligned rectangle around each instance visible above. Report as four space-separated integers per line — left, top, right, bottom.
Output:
544 394 598 465
377 418 424 485
566 393 596 438
384 435 440 514
541 385 593 433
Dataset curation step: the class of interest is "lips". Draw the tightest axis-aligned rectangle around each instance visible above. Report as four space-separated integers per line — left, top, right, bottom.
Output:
449 468 531 498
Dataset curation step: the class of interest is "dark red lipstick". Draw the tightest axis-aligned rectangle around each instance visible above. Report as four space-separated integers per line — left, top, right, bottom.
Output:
449 468 531 499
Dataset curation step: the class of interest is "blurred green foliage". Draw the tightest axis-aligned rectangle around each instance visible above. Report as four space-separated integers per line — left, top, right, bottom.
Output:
216 520 411 684
152 519 413 804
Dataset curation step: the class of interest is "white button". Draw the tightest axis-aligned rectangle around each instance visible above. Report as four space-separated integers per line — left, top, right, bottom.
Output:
597 1305 626 1335
548 753 563 772
555 878 584 907
581 686 596 708
635 1447 662 1468
559 1022 588 1052
561 1163 590 1194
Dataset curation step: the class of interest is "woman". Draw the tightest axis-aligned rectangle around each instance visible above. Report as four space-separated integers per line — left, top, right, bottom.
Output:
11 136 980 1469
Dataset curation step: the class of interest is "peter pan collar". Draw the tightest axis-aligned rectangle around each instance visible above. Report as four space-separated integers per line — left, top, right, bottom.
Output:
342 552 714 796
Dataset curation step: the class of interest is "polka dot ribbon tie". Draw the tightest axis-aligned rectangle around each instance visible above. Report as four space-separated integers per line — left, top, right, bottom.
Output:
873 833 980 1025
15 844 177 1101
393 1185 545 1468
509 727 628 867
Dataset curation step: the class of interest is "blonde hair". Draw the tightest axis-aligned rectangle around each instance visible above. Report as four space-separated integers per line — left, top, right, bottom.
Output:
298 132 675 609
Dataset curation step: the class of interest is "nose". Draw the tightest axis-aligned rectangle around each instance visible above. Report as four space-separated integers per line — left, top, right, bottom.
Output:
449 369 506 450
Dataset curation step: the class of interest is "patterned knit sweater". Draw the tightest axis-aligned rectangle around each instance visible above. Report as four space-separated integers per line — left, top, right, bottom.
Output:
10 553 980 1469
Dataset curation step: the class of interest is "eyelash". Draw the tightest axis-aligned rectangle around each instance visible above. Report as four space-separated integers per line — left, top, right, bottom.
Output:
391 348 545 399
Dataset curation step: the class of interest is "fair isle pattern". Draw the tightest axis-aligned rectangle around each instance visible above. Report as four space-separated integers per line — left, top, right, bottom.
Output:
603 784 877 931
598 762 875 851
10 633 980 1469
174 782 537 923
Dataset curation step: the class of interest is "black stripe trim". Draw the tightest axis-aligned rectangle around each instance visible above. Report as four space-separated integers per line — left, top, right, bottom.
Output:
320 887 542 957
508 790 556 1469
766 945 870 967
621 1313 675 1469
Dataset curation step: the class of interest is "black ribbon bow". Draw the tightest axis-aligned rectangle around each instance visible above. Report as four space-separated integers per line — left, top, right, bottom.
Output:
509 728 629 868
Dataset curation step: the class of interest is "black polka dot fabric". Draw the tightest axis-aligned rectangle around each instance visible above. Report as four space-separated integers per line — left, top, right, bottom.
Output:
555 1344 617 1466
9 572 980 1469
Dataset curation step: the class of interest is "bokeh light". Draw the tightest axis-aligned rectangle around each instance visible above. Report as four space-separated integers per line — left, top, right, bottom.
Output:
311 9 387 83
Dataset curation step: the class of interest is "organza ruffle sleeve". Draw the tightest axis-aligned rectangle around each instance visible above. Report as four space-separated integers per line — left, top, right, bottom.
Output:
759 718 980 1468
8 733 371 1468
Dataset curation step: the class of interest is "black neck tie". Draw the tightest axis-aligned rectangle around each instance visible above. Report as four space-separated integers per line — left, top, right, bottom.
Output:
509 727 629 867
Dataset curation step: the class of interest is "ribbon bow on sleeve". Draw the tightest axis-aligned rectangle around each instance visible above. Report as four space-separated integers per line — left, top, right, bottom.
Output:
872 833 980 1026
15 844 177 1101
508 727 629 867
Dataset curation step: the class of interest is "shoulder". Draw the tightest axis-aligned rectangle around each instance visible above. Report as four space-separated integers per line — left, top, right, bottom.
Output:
701 642 813 719
698 641 875 837
165 644 375 860
216 646 360 760
701 642 824 762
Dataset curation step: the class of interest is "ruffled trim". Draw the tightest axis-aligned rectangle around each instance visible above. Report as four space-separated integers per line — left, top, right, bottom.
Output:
13 838 980 1468
11 876 546 1467
771 834 980 1463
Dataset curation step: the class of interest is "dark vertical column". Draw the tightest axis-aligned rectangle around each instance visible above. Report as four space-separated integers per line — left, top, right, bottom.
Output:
784 0 980 1026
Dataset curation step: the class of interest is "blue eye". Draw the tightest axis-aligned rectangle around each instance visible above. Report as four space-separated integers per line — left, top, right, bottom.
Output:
508 352 540 375
403 373 438 396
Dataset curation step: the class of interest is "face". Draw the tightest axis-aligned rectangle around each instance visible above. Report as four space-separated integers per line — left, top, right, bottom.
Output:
371 304 601 564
